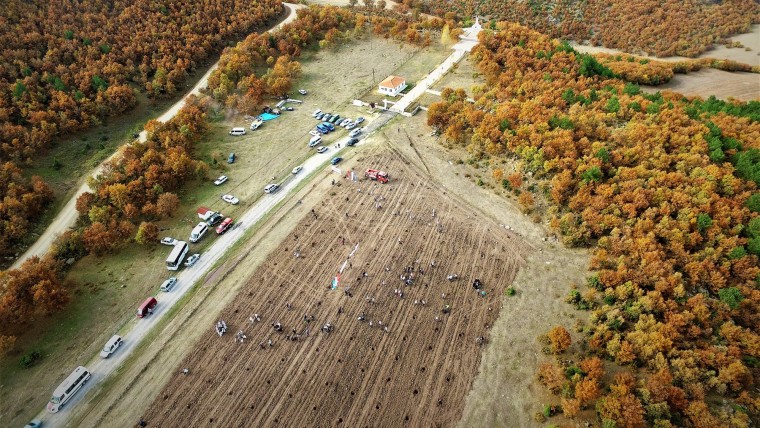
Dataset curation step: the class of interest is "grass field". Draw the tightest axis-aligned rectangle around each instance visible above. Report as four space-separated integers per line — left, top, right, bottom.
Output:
0 34 453 427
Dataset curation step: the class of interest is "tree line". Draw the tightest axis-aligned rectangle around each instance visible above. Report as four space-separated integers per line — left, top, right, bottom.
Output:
421 0 759 57
428 22 759 427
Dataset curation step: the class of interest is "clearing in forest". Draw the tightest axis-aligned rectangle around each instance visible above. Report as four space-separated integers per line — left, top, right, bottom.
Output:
142 150 532 426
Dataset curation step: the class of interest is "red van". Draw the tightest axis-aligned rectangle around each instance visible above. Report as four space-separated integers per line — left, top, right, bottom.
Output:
137 297 157 318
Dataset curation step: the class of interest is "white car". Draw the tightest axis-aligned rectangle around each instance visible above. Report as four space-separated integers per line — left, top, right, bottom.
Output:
309 130 321 137
292 166 303 175
355 117 365 124
299 89 308 95
214 175 228 186
222 194 239 205
264 183 280 194
338 118 351 127
160 237 178 246
316 146 328 154
99 335 123 358
345 122 357 130
349 128 362 138
185 253 201 267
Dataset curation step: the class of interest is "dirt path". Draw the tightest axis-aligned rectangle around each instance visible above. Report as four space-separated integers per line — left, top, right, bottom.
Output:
140 149 533 427
11 3 303 270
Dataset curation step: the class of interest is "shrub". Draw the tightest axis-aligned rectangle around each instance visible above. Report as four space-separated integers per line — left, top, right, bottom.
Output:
20 350 42 368
548 326 572 353
718 287 744 310
506 287 516 296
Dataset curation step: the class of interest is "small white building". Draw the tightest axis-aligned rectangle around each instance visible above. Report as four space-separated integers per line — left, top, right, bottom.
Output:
378 75 407 97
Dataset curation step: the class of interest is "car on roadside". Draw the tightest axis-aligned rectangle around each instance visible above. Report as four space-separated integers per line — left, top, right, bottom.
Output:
316 146 328 154
347 138 358 147
160 237 177 246
355 117 365 124
345 122 357 130
264 183 280 194
184 253 200 267
292 165 303 174
160 277 178 292
216 217 234 234
349 128 362 138
206 212 224 226
331 157 343 165
309 130 321 137
299 89 308 95
227 153 236 164
322 113 332 122
222 194 239 205
214 175 228 186
99 335 123 358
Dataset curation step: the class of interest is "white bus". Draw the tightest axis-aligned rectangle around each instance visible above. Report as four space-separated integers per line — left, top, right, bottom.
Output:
166 241 189 271
47 366 91 413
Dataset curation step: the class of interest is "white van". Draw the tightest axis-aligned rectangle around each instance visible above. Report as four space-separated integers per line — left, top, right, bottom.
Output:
309 136 322 147
229 127 247 136
189 222 208 243
100 335 123 358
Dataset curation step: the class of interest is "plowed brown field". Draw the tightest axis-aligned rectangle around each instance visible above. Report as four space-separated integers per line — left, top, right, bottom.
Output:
142 151 532 427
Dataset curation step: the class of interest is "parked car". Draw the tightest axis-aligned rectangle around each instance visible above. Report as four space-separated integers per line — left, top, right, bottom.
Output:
264 183 280 194
338 118 351 127
292 165 303 174
99 335 123 358
317 125 329 134
315 113 324 120
331 157 343 165
342 121 354 129
214 175 228 186
227 153 236 164
345 122 357 130
229 127 247 136
222 194 239 205
355 117 365 124
285 106 294 111
349 128 362 138
184 253 200 267
206 212 224 226
329 115 341 124
322 122 335 131
322 114 332 122
317 146 328 153
161 237 178 246
160 277 178 292
299 89 308 95
312 109 322 117
216 217 234 234
347 138 358 147
309 130 321 137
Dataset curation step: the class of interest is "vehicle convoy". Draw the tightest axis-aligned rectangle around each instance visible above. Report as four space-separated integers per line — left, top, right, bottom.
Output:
47 366 91 413
366 169 389 183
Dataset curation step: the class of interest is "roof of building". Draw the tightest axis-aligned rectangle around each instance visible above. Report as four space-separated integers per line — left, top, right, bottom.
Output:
379 75 406 88
197 207 210 215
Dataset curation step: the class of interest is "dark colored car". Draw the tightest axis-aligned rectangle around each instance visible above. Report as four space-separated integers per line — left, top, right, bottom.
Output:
347 138 358 147
329 115 341 124
227 152 235 164
331 157 343 165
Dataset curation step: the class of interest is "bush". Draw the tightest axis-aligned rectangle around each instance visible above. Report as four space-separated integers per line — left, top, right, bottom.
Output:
718 287 744 310
20 350 42 368
506 287 516 296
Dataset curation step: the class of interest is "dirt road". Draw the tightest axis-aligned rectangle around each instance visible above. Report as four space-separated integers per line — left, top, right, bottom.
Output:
11 3 303 270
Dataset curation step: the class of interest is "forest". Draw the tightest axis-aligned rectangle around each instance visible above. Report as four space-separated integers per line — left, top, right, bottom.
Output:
0 0 283 261
428 23 759 427
422 0 760 57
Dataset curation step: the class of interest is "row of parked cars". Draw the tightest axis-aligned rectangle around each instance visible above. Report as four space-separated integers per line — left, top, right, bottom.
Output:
312 109 364 134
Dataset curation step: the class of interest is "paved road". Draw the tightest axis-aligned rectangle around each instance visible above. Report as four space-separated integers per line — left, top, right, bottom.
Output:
12 3 303 269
